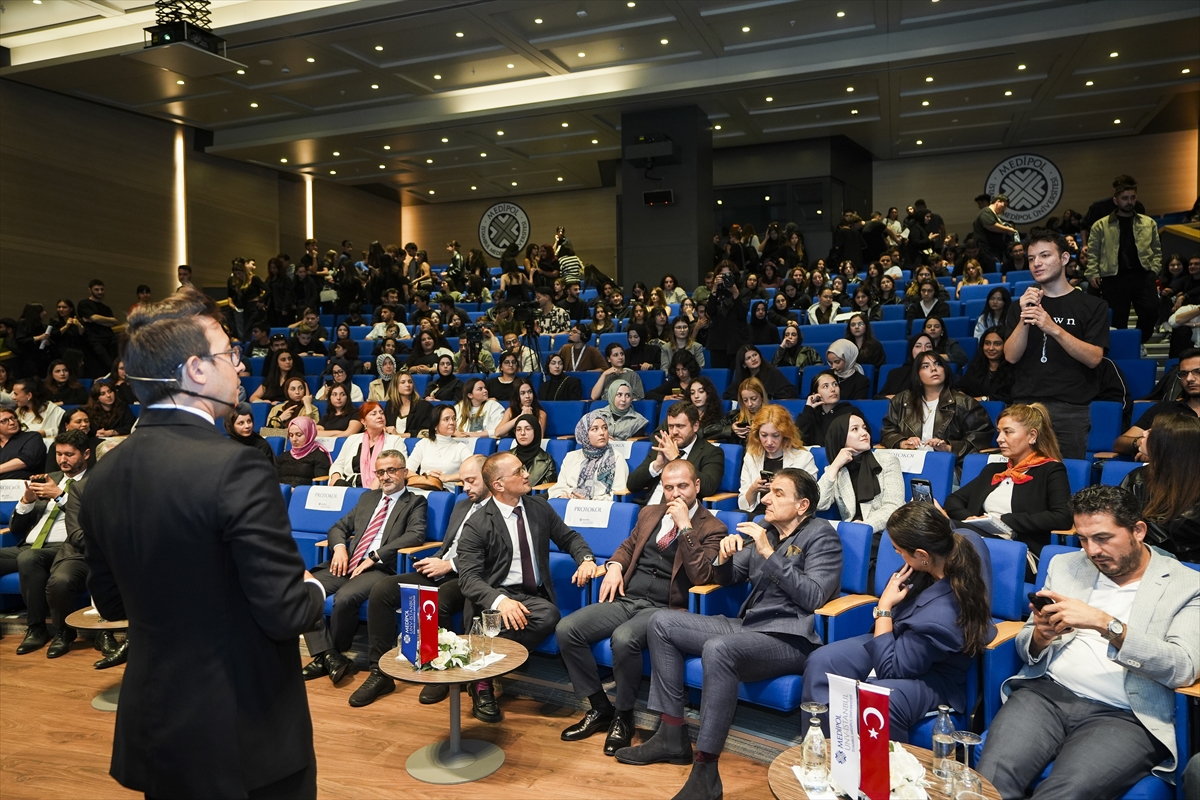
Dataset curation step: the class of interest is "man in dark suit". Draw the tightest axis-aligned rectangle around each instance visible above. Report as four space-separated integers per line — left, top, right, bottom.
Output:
456 451 597 723
347 454 488 708
0 429 90 658
556 459 727 756
81 289 327 800
301 448 427 686
615 469 842 800
627 401 725 503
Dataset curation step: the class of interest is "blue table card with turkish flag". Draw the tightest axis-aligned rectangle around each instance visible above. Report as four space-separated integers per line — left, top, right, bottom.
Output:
828 674 892 800
398 583 439 667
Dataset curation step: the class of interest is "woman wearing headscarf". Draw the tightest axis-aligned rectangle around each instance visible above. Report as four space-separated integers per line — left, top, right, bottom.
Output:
748 300 780 345
315 358 364 403
825 339 871 400
624 323 661 373
510 414 557 487
367 353 397 402
537 353 584 401
818 413 905 535
277 417 332 486
425 354 464 402
595 379 649 440
225 403 275 463
723 345 799 401
549 411 628 501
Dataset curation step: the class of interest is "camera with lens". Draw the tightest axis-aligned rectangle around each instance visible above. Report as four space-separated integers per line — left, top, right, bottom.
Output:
464 324 485 345
720 272 735 288
512 301 539 322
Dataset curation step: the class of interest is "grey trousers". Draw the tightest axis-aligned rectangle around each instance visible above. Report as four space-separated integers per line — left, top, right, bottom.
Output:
646 611 813 754
977 677 1170 800
555 596 661 709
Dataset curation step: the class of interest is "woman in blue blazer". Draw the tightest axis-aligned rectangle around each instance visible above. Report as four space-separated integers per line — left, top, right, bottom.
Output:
800 502 995 742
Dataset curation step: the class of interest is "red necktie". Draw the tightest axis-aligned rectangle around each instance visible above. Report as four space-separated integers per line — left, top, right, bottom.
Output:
513 506 537 593
349 495 390 570
658 524 679 552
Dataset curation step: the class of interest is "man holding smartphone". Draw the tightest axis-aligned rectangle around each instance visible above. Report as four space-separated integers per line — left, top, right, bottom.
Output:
978 485 1199 799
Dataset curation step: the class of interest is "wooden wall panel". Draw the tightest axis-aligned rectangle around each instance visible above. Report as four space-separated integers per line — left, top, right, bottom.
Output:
310 182 402 263
185 153 280 289
0 80 176 317
401 187 617 275
277 178 307 262
872 130 1199 236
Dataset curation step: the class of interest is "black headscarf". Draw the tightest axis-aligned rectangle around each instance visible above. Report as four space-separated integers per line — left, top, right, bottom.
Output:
823 413 882 508
511 413 545 467
625 323 657 370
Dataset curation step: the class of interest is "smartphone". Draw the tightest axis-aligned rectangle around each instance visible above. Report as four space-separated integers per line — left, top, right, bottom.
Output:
1027 592 1053 612
910 478 933 503
760 470 775 482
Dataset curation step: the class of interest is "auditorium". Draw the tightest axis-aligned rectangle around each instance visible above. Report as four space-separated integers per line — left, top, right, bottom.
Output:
1 1 1198 798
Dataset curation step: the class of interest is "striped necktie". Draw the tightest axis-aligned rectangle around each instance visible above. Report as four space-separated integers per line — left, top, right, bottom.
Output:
349 495 390 570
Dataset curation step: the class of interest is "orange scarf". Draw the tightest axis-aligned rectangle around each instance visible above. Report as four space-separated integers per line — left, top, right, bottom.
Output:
991 454 1055 485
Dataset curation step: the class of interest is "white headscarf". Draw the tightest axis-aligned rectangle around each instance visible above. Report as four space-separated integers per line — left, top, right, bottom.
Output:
827 338 863 378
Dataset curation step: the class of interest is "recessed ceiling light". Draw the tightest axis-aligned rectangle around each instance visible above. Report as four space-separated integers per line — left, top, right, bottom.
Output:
378 164 386 169
176 80 185 85
534 18 543 24
660 38 669 45
507 63 515 68
32 0 41 4
591 139 599 144
480 152 487 157
1183 68 1192 74
329 170 336 175
836 11 845 17
1113 118 1121 124
433 74 442 80
371 84 379 89
765 96 773 102
1004 90 1013 96
375 45 383 51
383 145 391 150
497 130 504 136
306 57 315 63
1018 64 1026 70
471 185 477 190
426 158 434 164
280 158 288 163
557 176 563 181
441 137 449 143
561 122 569 127
742 26 750 32
1086 80 1094 86
429 189 435 194
511 181 518 186
333 151 340 156
236 69 245 74
714 124 722 130
1110 51 1118 58
850 109 859 114
916 140 923 145
816 209 822 214
250 102 258 108
921 100 929 106
846 87 854 92
627 1 635 6
925 76 933 82
455 32 464 38
764 195 771 201
717 200 723 205
578 52 585 58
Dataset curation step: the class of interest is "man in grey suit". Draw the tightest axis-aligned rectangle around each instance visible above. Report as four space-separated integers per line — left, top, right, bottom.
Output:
0 429 90 657
348 454 489 708
979 485 1200 800
615 469 842 800
301 449 427 687
455 451 597 723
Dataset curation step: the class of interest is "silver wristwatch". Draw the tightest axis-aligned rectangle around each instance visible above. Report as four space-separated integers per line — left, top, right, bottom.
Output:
1103 618 1125 641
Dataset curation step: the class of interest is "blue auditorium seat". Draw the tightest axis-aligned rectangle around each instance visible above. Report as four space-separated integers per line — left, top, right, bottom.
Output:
1115 358 1157 401
703 443 745 510
543 401 588 438
1101 459 1141 486
1087 401 1124 459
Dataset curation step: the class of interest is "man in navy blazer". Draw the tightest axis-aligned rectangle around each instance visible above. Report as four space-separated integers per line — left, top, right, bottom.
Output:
616 468 842 800
455 451 596 722
81 290 326 800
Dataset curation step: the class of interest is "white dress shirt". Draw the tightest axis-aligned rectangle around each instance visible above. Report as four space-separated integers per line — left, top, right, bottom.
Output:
653 502 700 545
488 496 541 607
15 470 86 545
646 438 697 505
1045 574 1141 710
335 487 406 554
442 500 484 571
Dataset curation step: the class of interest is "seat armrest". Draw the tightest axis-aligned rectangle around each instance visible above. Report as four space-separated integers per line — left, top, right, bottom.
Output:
612 489 630 496
311 476 329 484
688 583 722 595
702 492 738 505
1176 679 1200 698
1093 452 1118 461
532 482 555 491
817 594 878 616
988 620 1025 649
398 542 441 556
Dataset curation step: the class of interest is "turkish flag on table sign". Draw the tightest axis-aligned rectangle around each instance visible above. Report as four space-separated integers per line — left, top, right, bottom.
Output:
418 585 439 666
857 683 891 800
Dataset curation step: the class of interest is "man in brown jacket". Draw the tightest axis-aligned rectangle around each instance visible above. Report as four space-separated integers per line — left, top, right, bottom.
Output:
554 458 727 756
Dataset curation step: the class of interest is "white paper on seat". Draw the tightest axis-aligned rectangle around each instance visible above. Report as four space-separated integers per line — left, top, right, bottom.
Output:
610 441 633 460
564 499 613 528
882 449 927 474
988 453 1009 464
305 485 348 510
0 480 25 502
316 437 337 451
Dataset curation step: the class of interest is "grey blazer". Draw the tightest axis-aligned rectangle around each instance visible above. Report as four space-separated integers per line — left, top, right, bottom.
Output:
1003 549 1200 779
815 450 906 533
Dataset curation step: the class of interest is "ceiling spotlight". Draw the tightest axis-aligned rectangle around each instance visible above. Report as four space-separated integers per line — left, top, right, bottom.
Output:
850 109 859 114
507 63 515 68
433 74 442 80
426 158 434 164
1004 90 1012 96
742 26 750 32
306 57 315 63
176 80 185 85
1113 118 1121 124
497 130 504 135
578 52 585 58
371 84 379 89
557 176 564 181
333 151 340 156
836 11 845 17
455 32 464 38
717 200 723 205
816 209 822 214
627 1 635 6
846 86 854 92
250 102 259 107
660 38 669 45
561 122 569 127
765 96 773 102
330 170 336 174
1086 80 1094 86
379 165 385 169
33 0 42 4
764 195 771 201
1183 68 1192 74
916 140 923 145
480 152 487 157
534 18 543 24
383 145 391 150
429 189 435 194
925 76 933 82
375 45 383 51
280 158 288 163
236 69 245 74
471 185 477 190
511 181 518 186
1109 51 1118 57
714 124 722 130
1018 64 1027 70
591 139 599 144
921 100 929 106
441 137 449 142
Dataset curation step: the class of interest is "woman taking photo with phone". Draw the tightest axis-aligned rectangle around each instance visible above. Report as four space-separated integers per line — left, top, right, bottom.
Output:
737 404 816 514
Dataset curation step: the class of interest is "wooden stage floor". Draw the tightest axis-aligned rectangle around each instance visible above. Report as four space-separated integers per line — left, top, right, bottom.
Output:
0 637 771 799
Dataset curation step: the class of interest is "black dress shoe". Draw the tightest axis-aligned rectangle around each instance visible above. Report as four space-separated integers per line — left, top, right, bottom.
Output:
672 760 723 800
561 708 614 741
469 681 502 723
419 684 450 704
16 627 50 655
604 712 634 756
94 639 128 669
46 629 77 659
95 630 118 655
301 655 329 681
348 667 395 707
325 651 356 685
614 723 692 766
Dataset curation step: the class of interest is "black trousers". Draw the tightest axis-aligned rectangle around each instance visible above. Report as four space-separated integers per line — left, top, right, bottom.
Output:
366 572 465 668
1100 269 1158 344
0 545 87 631
471 584 560 652
301 561 391 655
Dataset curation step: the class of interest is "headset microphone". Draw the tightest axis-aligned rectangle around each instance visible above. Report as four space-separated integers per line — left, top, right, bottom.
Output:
126 376 239 412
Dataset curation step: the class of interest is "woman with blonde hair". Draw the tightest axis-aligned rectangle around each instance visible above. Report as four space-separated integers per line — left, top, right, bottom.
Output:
944 402 1072 574
955 258 989 299
455 377 504 438
737 404 817 513
724 376 766 444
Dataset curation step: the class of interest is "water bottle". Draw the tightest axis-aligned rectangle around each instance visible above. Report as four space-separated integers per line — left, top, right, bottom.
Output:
932 704 956 781
469 616 484 663
800 716 828 793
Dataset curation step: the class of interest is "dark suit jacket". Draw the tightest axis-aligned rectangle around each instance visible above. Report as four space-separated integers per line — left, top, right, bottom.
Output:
608 503 727 609
326 488 426 573
80 408 325 799
456 494 593 609
9 471 89 563
714 515 842 645
436 496 478 560
944 460 1072 556
627 436 725 500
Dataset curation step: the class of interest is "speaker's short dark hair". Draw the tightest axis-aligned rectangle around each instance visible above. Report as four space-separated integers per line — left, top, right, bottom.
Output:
123 289 225 406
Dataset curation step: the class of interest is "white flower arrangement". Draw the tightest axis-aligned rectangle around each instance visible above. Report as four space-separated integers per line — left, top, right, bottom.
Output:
422 628 471 671
888 742 930 800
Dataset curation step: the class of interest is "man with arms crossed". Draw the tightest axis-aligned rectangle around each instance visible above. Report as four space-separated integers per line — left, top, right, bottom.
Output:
81 289 326 799
978 485 1199 800
1003 228 1109 459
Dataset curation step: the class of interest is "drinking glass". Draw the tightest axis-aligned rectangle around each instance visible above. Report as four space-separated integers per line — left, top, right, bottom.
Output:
481 610 502 656
948 762 983 799
952 730 983 771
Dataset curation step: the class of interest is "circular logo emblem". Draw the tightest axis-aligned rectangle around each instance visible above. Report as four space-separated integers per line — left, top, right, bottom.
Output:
984 154 1063 225
477 202 530 259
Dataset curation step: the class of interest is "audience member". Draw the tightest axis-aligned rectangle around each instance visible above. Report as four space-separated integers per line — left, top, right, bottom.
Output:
724 345 798 401
317 384 362 437
973 286 1012 339
538 353 584 401
1119 412 1200 563
13 377 63 441
738 404 817 513
82 380 135 438
455 378 504 437
905 278 953 323
817 412 904 537
595 379 649 440
556 324 607 372
329 402 402 487
77 279 120 377
315 359 363 403
43 360 88 406
920 316 968 367
250 349 305 403
956 326 1015 403
686 377 731 441
880 352 991 464
845 314 885 369
224 403 275 463
407 405 473 486
774 322 823 370
1113 348 1200 458
796 369 856 446
276 418 331 487
649 349 702 403
591 343 645 401
264 377 318 430
550 411 629 501
876 334 934 398
824 339 872 400
509 415 557 487
973 194 1019 267
425 354 464 402
726 377 766 445
1085 175 1161 344
629 402 724 503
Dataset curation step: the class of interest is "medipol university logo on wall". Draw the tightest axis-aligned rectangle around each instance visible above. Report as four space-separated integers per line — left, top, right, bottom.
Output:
984 154 1063 225
478 202 530 259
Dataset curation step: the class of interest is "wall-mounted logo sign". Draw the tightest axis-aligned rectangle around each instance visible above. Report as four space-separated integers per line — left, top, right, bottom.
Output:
478 202 530 259
984 154 1063 225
